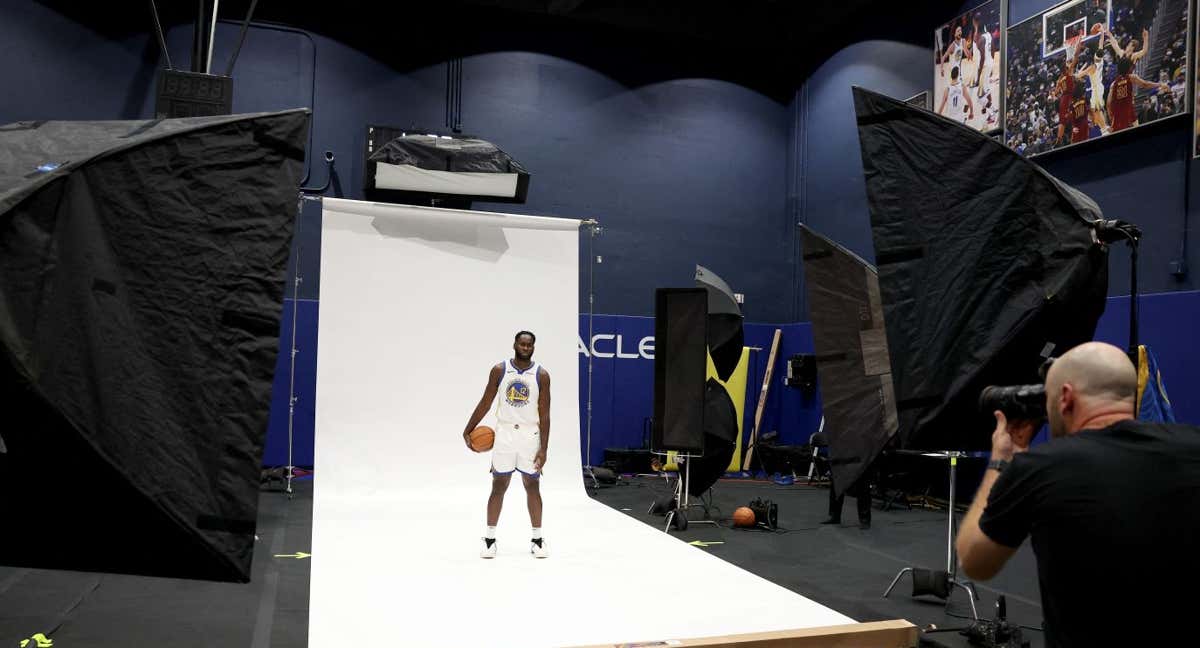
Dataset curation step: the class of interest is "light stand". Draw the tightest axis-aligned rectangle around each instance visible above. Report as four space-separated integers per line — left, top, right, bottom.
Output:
582 219 602 489
662 453 720 533
883 450 980 620
1091 219 1142 358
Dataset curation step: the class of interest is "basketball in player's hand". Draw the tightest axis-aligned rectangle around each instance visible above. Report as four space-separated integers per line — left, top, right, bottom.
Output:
1090 23 1102 35
732 507 756 528
469 426 495 452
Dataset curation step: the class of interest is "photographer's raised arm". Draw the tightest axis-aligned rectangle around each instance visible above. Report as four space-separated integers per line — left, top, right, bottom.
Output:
957 411 1035 580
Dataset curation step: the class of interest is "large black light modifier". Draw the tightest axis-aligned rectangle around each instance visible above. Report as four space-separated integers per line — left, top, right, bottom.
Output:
364 126 530 207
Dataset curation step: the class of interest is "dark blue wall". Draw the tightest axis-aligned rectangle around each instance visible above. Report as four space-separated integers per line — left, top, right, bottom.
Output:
2 1 796 320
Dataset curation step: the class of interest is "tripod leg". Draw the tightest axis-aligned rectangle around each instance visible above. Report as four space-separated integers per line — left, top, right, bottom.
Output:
883 567 913 598
950 579 979 620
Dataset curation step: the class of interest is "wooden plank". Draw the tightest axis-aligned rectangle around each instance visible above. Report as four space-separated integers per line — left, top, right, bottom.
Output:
742 328 782 471
567 619 918 648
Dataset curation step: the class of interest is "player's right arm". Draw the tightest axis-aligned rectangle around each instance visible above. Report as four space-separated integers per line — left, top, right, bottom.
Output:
937 88 948 114
463 363 504 450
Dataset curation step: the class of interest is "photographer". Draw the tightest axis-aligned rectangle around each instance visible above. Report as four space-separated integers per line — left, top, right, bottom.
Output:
956 342 1200 647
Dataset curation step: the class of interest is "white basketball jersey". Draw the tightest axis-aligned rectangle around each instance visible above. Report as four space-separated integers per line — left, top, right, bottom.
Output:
951 40 965 66
947 84 967 123
496 359 541 427
981 31 993 60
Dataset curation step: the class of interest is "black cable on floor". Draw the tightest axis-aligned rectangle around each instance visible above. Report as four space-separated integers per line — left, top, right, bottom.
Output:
945 608 1044 632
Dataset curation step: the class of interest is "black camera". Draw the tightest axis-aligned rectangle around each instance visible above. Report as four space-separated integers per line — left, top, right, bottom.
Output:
978 356 1054 421
978 384 1046 420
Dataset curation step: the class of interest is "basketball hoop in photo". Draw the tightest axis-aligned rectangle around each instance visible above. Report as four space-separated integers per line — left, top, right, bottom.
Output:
1040 0 1112 59
1064 33 1083 61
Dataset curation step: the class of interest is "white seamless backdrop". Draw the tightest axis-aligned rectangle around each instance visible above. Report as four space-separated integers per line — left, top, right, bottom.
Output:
309 198 852 648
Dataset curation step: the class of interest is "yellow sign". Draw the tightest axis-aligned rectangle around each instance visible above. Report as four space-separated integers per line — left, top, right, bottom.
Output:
273 552 311 559
19 634 53 648
665 347 751 472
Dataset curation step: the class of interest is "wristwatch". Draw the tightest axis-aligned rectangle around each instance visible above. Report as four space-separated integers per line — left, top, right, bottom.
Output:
988 459 1010 472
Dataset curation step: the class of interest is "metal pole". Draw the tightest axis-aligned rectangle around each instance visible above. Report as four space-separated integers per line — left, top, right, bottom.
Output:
947 454 957 574
581 220 599 488
586 223 595 469
1129 241 1139 356
206 0 220 74
284 194 307 498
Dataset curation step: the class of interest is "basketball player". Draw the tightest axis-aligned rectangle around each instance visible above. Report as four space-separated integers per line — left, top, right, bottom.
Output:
973 15 995 96
1074 39 1111 134
937 66 974 124
939 25 966 78
462 331 551 559
1107 56 1171 132
1069 82 1091 144
1053 40 1081 145
1105 26 1149 63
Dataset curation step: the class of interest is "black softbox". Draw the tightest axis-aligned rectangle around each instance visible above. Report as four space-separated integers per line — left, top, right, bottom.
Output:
800 226 897 496
853 87 1108 450
0 110 308 581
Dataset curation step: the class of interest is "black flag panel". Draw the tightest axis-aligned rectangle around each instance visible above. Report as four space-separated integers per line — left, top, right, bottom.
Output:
0 110 308 581
853 87 1108 450
800 226 897 497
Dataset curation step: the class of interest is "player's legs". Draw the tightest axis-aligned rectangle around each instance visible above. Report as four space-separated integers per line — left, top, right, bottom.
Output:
521 473 542 527
487 472 512 526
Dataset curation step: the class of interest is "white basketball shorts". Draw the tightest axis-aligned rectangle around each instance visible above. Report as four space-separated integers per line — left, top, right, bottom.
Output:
491 422 541 477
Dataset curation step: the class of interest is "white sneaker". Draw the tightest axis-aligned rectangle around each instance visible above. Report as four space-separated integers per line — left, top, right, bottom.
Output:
480 538 497 559
530 538 549 558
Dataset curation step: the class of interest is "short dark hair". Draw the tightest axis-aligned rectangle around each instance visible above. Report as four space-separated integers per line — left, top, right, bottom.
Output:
515 330 536 343
1117 56 1133 74
951 66 959 80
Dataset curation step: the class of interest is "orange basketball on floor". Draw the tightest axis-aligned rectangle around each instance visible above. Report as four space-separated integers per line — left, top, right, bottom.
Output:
732 506 756 528
469 426 495 452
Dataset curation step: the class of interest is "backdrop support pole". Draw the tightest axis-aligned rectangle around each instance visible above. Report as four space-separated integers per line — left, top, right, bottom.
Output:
283 196 307 499
582 220 601 489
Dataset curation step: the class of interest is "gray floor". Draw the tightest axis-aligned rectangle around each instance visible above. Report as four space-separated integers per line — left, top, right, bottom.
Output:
587 475 1045 648
0 474 1045 647
0 479 313 648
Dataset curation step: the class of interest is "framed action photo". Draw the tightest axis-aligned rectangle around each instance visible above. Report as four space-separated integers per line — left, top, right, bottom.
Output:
1006 0 1190 157
934 0 1003 132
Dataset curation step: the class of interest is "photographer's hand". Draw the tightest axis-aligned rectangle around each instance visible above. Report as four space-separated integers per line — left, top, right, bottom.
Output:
991 410 1035 461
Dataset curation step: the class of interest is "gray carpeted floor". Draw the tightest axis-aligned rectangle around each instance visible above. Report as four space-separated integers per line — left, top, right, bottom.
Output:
0 474 1045 647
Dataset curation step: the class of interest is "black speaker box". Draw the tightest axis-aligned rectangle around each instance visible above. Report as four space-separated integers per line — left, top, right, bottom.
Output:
602 448 657 474
652 288 708 453
785 353 817 389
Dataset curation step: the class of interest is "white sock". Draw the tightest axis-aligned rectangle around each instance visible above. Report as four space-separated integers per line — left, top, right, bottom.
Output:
486 526 496 539
531 527 542 540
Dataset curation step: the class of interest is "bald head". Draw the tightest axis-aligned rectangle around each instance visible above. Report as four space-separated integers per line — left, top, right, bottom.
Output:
1045 342 1137 437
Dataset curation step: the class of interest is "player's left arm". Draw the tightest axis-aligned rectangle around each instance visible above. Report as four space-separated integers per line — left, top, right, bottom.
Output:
534 368 551 470
1133 29 1149 61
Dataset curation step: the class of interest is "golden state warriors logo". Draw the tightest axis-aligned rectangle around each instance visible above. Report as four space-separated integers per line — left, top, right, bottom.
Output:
504 378 531 408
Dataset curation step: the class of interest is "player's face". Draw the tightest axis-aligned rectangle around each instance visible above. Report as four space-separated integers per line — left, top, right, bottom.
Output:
514 335 535 361
955 26 962 39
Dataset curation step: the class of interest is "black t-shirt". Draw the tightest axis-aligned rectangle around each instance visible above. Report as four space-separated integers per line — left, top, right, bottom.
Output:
980 419 1200 647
